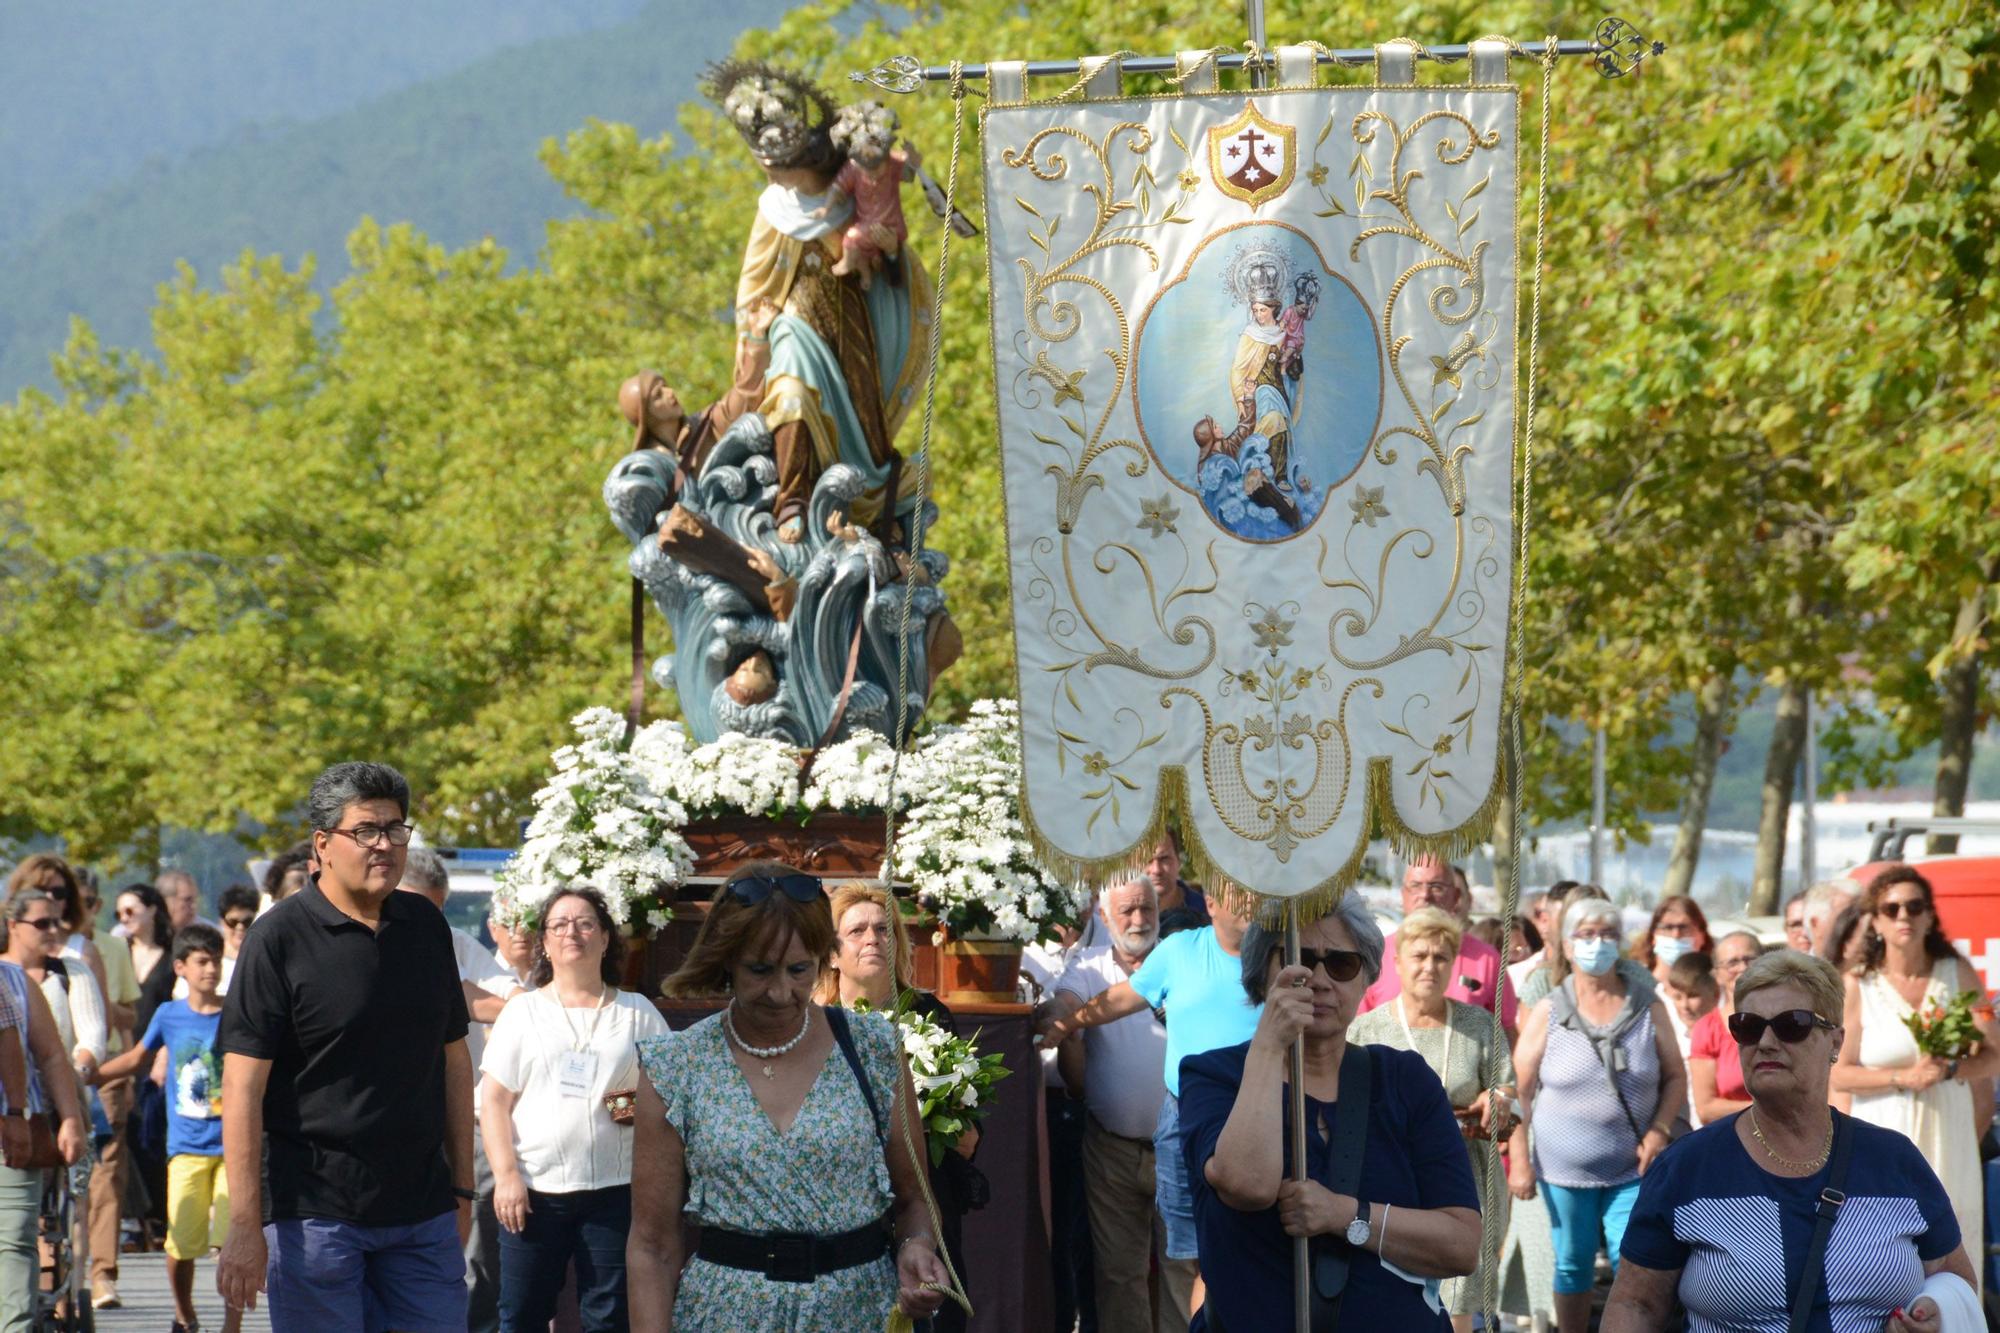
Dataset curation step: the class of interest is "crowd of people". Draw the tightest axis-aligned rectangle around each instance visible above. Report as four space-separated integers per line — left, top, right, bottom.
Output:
0 762 1993 1332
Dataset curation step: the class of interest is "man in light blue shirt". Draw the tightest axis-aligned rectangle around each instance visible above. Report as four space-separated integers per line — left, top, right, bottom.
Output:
1041 889 1261 1292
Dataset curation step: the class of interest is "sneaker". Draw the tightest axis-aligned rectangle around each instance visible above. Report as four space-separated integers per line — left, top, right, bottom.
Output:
90 1277 120 1309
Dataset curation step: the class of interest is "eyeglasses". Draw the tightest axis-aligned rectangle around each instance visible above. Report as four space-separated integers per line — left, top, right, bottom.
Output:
1295 947 1365 982
14 917 64 933
222 915 255 930
1571 929 1622 943
1877 899 1929 920
545 918 601 937
326 822 415 849
1727 1008 1836 1045
725 873 822 906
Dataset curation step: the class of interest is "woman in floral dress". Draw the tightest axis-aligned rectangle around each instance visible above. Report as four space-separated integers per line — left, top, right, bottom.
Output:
627 863 952 1331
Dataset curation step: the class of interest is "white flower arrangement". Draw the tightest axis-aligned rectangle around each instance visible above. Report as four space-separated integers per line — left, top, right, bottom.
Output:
496 707 694 930
891 700 1088 944
499 699 1084 945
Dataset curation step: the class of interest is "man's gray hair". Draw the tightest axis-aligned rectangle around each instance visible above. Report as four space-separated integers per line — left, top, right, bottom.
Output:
305 762 410 832
1801 880 1855 916
401 846 449 894
1239 891 1386 1004
155 868 196 892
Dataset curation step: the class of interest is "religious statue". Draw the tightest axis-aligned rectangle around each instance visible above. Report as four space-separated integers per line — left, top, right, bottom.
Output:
601 60 959 749
709 60 933 544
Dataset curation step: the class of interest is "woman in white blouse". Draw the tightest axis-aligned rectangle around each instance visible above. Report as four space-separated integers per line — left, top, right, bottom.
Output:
481 888 667 1332
2 888 107 1081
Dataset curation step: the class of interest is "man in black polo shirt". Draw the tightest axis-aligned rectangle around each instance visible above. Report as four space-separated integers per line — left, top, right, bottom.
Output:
215 762 474 1331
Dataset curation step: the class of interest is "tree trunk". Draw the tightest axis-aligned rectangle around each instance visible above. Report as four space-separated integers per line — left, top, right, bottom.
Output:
1930 558 1998 854
1750 679 1810 914
1663 673 1732 902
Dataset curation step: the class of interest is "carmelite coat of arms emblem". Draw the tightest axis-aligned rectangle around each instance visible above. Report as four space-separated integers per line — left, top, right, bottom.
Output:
1206 101 1295 211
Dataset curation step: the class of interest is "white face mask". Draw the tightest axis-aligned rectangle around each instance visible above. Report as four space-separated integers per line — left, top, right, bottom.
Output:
1570 937 1619 977
1652 934 1696 966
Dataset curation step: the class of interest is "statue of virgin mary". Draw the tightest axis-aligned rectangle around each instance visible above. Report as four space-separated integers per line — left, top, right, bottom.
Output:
705 62 930 543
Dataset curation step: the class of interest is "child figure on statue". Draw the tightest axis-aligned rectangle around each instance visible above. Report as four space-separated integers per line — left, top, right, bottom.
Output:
818 101 920 288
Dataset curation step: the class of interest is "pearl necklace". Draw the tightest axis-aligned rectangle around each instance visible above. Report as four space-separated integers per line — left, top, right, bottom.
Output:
724 1003 813 1078
1748 1107 1832 1173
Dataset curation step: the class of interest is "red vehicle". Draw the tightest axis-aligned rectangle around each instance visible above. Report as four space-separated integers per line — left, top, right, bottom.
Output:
1847 818 2000 995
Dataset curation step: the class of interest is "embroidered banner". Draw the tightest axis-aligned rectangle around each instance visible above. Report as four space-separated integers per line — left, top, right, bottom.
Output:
983 74 1518 903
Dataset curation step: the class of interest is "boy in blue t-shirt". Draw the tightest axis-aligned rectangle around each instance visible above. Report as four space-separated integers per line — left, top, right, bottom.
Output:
92 923 239 1333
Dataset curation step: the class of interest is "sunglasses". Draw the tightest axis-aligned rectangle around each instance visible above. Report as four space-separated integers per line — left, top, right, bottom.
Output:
15 917 64 933
1877 899 1929 920
725 873 822 907
222 915 256 930
1726 1008 1836 1045
1294 947 1365 983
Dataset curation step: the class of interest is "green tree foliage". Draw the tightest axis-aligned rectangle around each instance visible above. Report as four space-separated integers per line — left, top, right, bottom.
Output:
3 0 1994 873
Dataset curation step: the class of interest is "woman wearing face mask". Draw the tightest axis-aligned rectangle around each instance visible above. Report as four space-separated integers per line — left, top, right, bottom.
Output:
1513 897 1687 1333
1637 895 1711 988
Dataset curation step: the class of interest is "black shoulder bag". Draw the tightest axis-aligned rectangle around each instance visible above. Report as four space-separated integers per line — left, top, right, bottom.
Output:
1309 1044 1376 1331
827 1006 888 1148
1787 1111 1855 1333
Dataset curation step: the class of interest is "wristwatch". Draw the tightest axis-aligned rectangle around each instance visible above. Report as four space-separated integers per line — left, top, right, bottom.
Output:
1345 1205 1372 1248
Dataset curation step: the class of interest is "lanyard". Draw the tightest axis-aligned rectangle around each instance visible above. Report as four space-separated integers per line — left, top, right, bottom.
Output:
1395 993 1451 1092
554 987 611 1052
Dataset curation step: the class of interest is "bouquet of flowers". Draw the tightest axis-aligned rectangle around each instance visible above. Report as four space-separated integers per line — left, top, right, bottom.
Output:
891 700 1087 944
495 707 693 931
860 1000 1010 1166
1903 989 1994 1060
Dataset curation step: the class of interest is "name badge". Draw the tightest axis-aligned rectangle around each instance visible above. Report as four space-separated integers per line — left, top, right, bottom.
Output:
557 1050 597 1099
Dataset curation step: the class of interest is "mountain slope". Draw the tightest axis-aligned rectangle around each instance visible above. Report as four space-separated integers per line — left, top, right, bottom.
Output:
0 0 790 394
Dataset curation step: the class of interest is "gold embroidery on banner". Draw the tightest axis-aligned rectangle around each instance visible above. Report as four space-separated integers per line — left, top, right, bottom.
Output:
982 86 1518 906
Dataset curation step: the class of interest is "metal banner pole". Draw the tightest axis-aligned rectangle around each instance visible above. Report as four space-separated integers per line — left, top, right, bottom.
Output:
850 17 1667 92
1284 902 1310 1333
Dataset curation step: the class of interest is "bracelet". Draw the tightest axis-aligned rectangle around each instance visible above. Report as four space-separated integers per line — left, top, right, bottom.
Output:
452 1187 476 1202
899 1234 935 1253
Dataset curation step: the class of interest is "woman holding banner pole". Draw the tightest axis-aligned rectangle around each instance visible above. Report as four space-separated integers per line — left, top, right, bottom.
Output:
1178 893 1481 1330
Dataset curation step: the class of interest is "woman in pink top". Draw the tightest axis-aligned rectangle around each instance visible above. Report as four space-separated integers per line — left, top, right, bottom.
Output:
1684 931 1762 1124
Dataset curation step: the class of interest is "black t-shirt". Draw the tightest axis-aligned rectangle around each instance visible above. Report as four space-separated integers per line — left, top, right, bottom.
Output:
218 880 469 1226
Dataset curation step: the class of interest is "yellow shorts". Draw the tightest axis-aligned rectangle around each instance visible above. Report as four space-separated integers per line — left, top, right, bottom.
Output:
165 1153 229 1261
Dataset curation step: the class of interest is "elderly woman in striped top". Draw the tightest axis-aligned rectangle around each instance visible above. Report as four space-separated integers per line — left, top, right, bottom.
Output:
1604 950 1975 1333
1513 895 1686 1333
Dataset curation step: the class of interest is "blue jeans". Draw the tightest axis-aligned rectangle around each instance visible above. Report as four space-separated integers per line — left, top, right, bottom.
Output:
498 1185 630 1333
1152 1092 1199 1261
266 1210 467 1332
1541 1178 1641 1295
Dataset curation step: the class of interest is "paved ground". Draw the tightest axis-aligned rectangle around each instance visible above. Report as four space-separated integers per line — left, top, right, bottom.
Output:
86 1251 270 1332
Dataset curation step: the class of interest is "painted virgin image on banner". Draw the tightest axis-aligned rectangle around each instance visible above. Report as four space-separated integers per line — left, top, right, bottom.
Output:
1132 224 1380 542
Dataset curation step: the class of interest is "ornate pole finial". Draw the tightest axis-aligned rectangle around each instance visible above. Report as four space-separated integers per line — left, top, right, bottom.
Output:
1591 16 1667 78
851 54 924 94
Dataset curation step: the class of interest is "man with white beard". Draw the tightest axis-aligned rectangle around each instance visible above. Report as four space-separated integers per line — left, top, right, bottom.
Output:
1052 879 1194 1333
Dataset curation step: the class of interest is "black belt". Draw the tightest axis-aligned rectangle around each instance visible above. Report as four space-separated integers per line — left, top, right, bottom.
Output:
695 1218 890 1283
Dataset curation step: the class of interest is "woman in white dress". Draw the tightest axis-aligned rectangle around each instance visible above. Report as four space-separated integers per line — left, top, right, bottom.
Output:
1833 865 1999 1294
